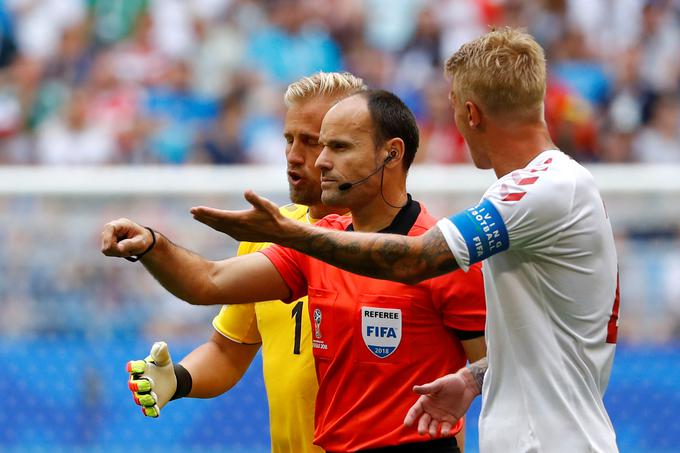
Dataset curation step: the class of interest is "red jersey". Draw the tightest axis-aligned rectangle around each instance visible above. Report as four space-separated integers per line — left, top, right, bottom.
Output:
261 198 486 452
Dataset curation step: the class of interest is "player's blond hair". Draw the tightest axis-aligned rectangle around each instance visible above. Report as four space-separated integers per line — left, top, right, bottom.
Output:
284 72 367 106
445 27 546 119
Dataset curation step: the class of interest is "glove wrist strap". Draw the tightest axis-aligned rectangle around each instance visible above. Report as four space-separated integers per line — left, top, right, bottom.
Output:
171 363 193 400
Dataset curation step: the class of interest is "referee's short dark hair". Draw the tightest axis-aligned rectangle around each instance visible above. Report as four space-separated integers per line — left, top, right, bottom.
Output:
355 89 420 171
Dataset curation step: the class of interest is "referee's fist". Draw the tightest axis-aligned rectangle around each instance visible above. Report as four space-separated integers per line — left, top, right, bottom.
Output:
126 342 177 418
101 218 153 259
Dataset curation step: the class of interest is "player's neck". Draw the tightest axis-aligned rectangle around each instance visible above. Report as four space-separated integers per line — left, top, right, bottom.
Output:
308 204 348 222
349 188 406 232
488 124 556 178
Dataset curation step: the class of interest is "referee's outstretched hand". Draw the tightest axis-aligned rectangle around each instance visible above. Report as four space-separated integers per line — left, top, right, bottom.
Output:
191 190 290 243
101 218 154 259
404 368 479 438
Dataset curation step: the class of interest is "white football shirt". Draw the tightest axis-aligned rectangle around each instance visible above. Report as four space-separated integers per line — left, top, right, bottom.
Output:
437 150 619 453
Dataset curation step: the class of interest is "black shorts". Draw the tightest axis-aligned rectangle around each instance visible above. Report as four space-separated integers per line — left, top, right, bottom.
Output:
330 436 460 453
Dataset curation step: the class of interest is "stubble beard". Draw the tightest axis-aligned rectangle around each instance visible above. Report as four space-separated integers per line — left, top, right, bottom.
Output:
289 185 322 207
320 189 345 207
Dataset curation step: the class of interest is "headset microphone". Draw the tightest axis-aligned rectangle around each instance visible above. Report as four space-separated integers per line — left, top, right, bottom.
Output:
338 152 396 191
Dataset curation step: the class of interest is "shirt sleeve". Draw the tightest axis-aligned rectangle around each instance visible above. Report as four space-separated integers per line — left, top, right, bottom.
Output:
429 262 486 333
211 240 263 343
437 167 574 268
259 245 309 302
212 304 262 344
211 205 312 342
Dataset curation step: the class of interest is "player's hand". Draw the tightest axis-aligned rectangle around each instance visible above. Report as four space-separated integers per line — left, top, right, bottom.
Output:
191 190 289 243
126 341 177 418
101 218 153 259
404 368 479 438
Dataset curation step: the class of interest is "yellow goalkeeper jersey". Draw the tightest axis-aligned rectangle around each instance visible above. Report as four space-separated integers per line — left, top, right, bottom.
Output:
212 203 323 453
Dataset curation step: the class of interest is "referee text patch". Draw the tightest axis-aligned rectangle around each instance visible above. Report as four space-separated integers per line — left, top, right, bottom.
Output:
361 307 402 358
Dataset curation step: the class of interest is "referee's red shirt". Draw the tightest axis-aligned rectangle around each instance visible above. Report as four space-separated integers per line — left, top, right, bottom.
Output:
261 198 486 452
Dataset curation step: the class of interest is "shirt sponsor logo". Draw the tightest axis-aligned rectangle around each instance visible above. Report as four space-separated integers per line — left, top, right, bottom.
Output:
361 307 401 358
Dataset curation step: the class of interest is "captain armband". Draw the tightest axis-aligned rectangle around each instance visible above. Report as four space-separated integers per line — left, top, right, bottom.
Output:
448 199 509 264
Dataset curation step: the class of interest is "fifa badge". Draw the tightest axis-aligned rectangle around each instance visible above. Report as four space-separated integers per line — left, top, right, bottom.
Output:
313 308 323 339
361 307 402 358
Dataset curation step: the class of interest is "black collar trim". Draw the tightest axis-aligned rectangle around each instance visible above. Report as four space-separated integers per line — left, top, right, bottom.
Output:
345 194 420 236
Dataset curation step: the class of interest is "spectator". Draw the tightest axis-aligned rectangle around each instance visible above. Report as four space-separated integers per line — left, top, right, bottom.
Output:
415 79 468 164
193 88 248 164
1 57 46 161
190 15 247 98
0 1 17 68
246 0 342 84
5 0 84 61
88 0 148 46
107 11 170 87
544 77 598 161
43 21 95 87
550 26 612 107
394 5 442 91
35 88 117 165
633 94 680 163
637 0 680 95
143 59 218 164
362 0 422 52
147 0 197 60
607 47 648 136
86 53 146 163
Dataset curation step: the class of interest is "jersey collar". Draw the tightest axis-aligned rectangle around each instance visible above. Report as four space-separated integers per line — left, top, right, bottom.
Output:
307 209 351 224
346 194 421 236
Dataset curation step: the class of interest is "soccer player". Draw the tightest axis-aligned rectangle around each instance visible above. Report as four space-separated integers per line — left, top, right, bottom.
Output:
123 72 366 453
190 28 620 452
102 89 487 452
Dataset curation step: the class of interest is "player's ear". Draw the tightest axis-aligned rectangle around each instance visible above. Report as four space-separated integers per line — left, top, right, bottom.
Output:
383 138 404 168
466 101 482 128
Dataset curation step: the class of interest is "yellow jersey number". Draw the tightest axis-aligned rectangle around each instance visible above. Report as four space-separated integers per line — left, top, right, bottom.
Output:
291 300 303 355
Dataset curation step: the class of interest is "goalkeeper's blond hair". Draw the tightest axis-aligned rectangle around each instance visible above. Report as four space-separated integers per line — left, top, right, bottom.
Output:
445 27 546 120
284 72 367 106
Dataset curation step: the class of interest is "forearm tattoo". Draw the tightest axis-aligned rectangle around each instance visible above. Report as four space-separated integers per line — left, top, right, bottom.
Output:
468 358 488 394
288 225 459 283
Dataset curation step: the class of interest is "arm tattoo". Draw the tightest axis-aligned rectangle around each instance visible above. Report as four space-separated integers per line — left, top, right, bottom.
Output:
468 358 488 394
285 224 459 284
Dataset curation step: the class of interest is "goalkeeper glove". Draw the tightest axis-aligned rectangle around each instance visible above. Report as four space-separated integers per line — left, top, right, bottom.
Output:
126 341 192 418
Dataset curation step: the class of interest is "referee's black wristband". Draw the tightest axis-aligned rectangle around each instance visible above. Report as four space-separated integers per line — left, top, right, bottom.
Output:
171 363 193 401
124 227 156 262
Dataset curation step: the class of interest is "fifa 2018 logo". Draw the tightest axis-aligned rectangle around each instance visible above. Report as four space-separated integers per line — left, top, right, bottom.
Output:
361 307 401 358
313 308 322 339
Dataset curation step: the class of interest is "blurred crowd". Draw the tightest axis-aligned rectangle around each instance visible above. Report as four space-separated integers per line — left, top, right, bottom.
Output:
1 1 680 345
0 0 678 166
